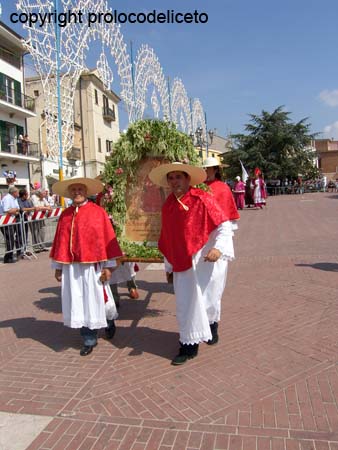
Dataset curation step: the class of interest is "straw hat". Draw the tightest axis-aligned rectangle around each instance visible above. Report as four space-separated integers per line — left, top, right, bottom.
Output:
52 177 103 197
202 156 221 167
149 162 206 188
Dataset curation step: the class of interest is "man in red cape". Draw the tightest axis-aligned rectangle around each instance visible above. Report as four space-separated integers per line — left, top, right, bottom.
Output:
202 156 240 223
50 177 122 356
149 162 234 365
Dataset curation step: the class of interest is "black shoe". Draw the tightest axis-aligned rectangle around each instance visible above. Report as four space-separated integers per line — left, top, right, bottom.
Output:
207 322 219 345
171 343 199 365
80 344 96 356
4 259 15 264
105 320 116 339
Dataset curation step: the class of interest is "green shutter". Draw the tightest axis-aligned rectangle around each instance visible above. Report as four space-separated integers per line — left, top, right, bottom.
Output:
0 73 5 99
0 120 6 152
14 80 21 107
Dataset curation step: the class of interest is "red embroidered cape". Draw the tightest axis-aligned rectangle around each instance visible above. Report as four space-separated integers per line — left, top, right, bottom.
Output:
205 180 240 221
50 202 122 263
158 188 229 272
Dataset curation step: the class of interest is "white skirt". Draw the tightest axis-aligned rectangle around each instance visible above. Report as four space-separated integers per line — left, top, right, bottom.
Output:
173 224 233 345
61 263 118 330
109 262 136 284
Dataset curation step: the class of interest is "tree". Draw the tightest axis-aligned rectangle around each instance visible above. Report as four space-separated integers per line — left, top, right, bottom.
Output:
222 106 319 180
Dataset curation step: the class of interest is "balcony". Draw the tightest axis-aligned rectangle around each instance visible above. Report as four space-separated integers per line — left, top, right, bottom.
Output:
102 105 115 122
0 84 36 118
0 134 40 160
67 146 81 161
0 47 21 69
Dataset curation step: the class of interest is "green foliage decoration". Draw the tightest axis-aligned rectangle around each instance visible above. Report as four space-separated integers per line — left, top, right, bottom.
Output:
103 119 199 241
119 240 163 259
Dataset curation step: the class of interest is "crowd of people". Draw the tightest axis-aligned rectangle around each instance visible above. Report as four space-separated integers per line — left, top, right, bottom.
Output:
0 187 56 263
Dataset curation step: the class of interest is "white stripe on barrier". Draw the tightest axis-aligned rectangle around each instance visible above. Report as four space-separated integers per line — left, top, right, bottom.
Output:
28 211 47 221
0 214 17 225
47 208 62 218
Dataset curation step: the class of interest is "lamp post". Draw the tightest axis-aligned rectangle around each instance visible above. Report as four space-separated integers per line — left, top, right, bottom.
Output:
190 127 216 160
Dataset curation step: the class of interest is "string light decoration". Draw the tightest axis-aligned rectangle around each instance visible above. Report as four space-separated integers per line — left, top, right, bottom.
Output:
97 48 114 90
16 0 133 160
133 44 170 122
192 98 206 136
171 77 193 134
150 88 160 118
16 0 206 157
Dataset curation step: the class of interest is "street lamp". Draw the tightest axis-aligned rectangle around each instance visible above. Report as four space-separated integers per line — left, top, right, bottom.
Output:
190 127 216 160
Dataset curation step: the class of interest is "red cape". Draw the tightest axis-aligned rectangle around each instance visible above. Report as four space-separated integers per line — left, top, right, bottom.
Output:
50 202 122 263
205 180 240 221
158 188 229 272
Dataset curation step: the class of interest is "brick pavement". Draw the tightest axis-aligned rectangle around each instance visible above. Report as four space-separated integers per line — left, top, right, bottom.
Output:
0 192 338 449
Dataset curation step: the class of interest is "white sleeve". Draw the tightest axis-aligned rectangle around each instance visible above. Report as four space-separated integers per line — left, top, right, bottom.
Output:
51 261 63 270
163 256 173 273
212 221 235 260
31 196 39 207
2 195 13 213
103 259 118 269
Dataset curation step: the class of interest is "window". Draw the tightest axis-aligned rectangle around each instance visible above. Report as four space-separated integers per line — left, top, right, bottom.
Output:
106 140 112 153
98 137 102 153
34 90 39 97
103 95 109 110
94 89 98 105
0 73 21 106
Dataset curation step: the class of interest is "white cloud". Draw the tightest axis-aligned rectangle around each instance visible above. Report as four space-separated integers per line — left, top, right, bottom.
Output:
323 121 338 139
319 89 338 107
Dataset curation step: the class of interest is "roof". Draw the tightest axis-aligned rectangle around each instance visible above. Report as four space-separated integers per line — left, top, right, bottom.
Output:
0 20 27 54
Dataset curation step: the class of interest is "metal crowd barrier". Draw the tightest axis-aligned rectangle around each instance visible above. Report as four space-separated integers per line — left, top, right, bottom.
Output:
0 208 63 262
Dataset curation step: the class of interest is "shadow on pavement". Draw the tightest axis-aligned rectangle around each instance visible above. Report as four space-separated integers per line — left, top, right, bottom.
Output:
21 280 178 360
34 285 62 313
108 326 178 360
109 279 177 360
0 317 79 352
295 262 338 272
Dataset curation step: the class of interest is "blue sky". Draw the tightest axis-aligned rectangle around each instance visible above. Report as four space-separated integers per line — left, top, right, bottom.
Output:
2 0 338 139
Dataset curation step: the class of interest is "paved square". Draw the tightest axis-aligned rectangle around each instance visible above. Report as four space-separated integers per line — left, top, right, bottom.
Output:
0 192 337 449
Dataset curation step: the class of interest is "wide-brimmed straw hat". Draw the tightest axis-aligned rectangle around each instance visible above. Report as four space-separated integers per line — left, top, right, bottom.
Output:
202 156 221 167
149 162 206 188
52 177 103 197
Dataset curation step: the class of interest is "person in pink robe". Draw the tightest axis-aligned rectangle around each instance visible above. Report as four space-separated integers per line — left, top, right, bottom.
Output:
233 176 245 210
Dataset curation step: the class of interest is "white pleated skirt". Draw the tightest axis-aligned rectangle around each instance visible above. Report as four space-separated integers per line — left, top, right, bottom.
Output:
61 263 118 330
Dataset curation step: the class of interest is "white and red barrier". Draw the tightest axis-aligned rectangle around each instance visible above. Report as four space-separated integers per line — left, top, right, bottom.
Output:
28 210 48 221
47 207 62 218
0 214 17 226
27 208 63 221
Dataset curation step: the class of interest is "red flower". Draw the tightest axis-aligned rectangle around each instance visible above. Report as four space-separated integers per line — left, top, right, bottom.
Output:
115 168 124 175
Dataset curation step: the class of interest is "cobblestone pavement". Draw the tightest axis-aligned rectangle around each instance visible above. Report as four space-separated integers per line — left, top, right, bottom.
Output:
0 192 338 450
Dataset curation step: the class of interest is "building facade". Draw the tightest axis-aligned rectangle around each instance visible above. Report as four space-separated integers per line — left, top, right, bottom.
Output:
0 20 38 196
25 69 121 189
192 132 231 164
314 139 338 180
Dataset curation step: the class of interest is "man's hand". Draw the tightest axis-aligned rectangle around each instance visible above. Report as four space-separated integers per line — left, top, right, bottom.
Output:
204 248 222 262
100 267 113 283
55 269 62 282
